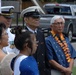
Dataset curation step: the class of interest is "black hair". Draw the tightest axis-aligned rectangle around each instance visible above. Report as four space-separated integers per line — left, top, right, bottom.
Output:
0 22 6 39
14 26 33 51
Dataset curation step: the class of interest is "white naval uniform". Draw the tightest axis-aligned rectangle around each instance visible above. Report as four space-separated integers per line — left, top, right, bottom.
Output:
2 28 19 54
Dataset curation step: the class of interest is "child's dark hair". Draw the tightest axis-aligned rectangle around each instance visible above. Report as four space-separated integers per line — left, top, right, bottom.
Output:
0 22 6 39
14 26 33 51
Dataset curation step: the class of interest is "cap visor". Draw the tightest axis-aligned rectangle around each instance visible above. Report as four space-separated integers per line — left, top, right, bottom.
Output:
3 15 14 19
31 15 40 18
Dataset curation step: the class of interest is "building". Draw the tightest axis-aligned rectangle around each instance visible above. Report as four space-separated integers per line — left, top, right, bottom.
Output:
2 0 76 12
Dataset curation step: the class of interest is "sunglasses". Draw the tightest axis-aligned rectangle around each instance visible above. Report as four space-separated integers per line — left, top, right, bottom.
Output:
4 16 12 19
2 15 12 19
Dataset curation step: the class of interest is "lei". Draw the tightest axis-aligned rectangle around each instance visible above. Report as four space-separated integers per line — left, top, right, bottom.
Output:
51 30 71 63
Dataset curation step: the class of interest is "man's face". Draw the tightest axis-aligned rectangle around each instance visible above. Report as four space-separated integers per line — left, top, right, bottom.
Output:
24 17 40 30
0 15 12 28
51 18 65 33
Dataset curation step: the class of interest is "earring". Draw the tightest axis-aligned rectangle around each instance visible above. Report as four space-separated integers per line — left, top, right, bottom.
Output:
0 41 1 43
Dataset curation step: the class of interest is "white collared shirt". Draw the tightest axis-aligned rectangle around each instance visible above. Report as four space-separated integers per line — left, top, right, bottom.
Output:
26 26 37 33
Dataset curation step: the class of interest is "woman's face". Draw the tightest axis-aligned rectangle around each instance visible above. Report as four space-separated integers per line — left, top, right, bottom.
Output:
0 16 12 28
31 34 38 54
0 29 8 47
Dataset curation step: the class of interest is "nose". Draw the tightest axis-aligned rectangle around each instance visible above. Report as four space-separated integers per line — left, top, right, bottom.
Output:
36 41 39 46
6 33 9 38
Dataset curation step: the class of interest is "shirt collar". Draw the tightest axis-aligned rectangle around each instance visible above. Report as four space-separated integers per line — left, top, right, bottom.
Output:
26 26 37 33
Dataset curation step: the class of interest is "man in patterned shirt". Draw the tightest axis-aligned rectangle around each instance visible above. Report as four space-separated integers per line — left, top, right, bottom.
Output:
45 15 76 75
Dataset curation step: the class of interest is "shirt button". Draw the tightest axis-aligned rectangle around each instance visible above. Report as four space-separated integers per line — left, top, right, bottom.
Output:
38 62 39 64
44 69 46 71
43 61 45 63
42 54 44 56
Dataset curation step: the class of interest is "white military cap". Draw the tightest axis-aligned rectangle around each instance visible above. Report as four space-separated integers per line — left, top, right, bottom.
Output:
0 6 14 19
21 6 41 18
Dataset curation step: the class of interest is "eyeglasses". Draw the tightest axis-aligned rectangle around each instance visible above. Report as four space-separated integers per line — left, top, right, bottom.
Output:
53 22 65 25
3 15 12 19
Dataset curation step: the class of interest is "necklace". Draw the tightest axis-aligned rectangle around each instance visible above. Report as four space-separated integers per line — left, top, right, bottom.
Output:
51 30 71 63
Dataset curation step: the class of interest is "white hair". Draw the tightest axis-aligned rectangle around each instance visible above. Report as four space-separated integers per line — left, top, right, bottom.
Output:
50 15 65 25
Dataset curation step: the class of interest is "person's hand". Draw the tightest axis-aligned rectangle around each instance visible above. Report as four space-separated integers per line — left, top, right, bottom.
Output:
12 72 14 75
64 67 72 75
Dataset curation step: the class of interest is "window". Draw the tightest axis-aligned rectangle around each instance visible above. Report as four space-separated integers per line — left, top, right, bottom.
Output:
44 6 72 15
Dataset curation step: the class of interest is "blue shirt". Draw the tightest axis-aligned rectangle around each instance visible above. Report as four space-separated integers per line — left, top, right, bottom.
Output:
11 56 39 75
45 35 76 67
20 56 39 75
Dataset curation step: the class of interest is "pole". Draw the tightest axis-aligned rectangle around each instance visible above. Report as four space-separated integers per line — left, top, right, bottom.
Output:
31 0 46 14
0 0 1 13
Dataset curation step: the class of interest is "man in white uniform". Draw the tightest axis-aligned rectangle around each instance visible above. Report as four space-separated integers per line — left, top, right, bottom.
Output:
0 6 19 54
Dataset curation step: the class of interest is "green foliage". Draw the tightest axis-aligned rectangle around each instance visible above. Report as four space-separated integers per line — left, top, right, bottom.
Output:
12 18 22 23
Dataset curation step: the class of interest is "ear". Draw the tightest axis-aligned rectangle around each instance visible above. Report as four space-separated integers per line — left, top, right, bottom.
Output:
24 17 29 23
23 43 28 49
50 25 52 29
24 17 26 21
0 40 1 44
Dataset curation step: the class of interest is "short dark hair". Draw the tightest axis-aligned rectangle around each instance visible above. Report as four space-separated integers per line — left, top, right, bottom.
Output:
14 26 34 51
0 22 6 39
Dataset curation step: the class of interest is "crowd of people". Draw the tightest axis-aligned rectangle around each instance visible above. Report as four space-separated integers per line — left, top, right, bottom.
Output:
0 5 76 75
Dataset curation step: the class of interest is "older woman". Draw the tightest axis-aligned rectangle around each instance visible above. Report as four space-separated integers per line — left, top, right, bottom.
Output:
0 22 16 75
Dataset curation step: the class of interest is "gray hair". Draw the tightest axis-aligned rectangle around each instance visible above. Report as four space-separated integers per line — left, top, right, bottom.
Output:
50 15 65 25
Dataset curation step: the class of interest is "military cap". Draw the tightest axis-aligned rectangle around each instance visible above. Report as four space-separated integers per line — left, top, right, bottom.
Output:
21 6 41 18
0 6 14 19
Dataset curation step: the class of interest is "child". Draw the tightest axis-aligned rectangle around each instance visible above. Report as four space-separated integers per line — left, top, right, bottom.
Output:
11 26 39 75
